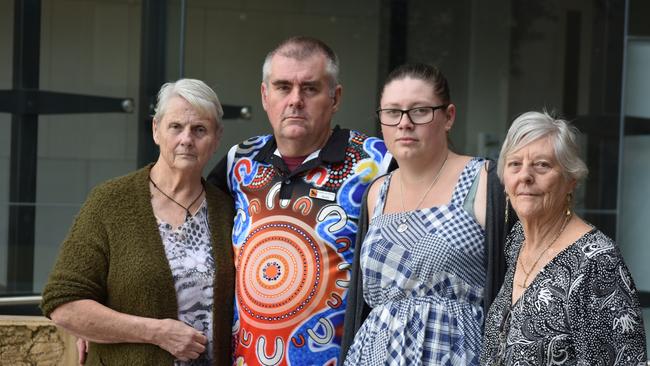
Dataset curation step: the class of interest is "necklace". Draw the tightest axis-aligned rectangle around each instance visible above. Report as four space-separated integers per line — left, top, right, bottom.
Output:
517 213 572 288
149 174 205 219
397 154 449 233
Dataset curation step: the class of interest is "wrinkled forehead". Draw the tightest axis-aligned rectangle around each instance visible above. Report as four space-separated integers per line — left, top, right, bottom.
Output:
159 98 215 124
268 54 328 83
508 135 555 158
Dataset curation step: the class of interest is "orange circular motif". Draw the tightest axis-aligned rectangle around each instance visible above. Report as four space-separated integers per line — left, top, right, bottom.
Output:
236 216 330 329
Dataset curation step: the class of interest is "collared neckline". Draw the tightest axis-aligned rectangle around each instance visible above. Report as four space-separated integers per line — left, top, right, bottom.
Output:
253 125 348 165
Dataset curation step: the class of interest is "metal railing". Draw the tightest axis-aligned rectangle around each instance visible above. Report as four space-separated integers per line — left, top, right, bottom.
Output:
0 296 41 306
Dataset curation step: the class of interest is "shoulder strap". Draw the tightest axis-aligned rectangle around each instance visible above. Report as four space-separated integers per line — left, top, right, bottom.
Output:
450 157 485 206
370 172 393 219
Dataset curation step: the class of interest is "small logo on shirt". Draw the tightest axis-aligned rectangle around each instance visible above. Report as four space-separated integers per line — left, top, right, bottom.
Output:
309 189 336 202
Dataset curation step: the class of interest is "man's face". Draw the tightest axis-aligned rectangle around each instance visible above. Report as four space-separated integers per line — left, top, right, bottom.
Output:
261 53 341 153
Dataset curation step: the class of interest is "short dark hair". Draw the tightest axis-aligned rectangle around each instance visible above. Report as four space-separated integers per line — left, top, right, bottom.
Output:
262 36 339 94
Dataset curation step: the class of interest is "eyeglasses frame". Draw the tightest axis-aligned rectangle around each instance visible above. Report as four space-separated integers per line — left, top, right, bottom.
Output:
375 104 449 126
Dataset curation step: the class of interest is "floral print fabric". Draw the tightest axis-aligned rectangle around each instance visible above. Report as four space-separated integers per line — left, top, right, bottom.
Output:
481 222 647 365
158 200 215 366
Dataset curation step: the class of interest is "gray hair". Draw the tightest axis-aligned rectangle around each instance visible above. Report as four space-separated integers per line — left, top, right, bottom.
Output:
497 111 588 183
153 78 224 135
262 36 340 96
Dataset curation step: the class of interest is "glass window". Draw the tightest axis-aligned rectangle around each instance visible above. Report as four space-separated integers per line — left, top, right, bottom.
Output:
619 0 650 353
0 0 14 297
0 0 141 305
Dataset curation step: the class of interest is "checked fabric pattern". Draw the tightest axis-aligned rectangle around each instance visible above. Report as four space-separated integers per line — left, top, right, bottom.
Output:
343 158 487 366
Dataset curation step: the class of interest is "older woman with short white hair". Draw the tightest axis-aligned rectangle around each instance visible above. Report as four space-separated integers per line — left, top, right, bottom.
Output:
481 111 647 365
41 79 234 365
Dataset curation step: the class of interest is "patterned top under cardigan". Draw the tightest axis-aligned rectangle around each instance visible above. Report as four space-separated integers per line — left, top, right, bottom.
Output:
41 165 235 366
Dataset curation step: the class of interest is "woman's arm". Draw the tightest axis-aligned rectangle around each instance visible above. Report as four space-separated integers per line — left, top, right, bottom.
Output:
51 299 206 361
42 180 204 361
570 246 647 364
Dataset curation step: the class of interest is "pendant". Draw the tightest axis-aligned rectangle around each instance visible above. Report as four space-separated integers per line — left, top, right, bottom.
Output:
397 222 408 233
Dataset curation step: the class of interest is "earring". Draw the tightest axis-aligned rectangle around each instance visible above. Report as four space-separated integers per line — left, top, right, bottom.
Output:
505 194 510 224
566 193 573 217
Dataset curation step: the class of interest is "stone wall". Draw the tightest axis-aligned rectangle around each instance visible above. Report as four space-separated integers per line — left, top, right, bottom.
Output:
0 316 77 366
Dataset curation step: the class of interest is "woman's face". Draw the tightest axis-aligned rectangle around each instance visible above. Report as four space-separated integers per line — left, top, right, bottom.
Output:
153 96 219 173
503 137 576 223
379 77 454 162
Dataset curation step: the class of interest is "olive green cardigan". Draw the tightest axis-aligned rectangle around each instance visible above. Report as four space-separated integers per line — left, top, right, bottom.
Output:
41 165 234 366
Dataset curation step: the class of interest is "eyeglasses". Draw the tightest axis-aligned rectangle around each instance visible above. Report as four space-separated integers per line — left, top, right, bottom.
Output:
376 104 448 126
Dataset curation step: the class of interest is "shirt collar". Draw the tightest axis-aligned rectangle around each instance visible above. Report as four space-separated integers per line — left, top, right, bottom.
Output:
254 125 348 165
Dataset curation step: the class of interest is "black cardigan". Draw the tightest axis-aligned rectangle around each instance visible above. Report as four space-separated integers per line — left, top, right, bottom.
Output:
338 160 516 364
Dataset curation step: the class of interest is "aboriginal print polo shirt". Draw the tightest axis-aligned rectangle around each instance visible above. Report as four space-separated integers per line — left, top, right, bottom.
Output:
216 127 391 366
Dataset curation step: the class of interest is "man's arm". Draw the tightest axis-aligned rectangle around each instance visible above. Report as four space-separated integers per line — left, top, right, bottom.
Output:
571 249 647 364
52 299 207 362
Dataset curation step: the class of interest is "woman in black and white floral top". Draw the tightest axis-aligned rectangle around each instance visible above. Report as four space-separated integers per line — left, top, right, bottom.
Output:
481 111 647 365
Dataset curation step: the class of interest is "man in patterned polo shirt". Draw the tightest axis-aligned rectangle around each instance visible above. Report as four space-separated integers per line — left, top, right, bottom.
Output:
208 36 391 366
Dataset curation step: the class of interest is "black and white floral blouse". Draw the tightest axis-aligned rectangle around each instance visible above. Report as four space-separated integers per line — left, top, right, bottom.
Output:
481 222 647 365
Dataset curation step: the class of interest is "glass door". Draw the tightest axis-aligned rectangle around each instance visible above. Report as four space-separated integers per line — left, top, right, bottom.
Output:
0 0 141 314
618 0 650 354
619 36 650 354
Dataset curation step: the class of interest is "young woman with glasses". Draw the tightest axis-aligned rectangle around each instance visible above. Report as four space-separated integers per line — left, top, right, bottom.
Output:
339 63 514 365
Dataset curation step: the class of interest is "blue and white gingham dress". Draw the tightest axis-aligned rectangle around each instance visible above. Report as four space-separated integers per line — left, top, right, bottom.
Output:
344 158 487 366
